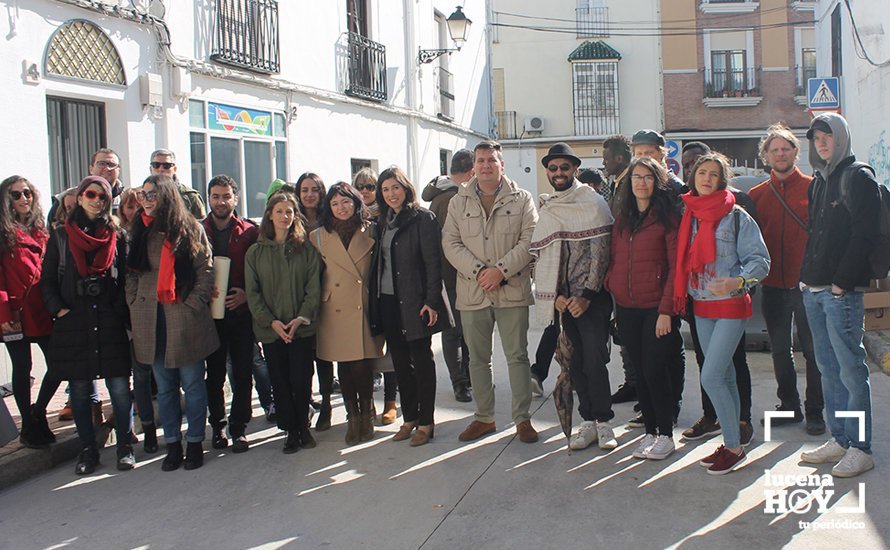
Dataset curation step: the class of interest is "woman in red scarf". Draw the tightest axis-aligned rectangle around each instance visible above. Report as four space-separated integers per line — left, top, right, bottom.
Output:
0 175 59 447
674 153 770 475
127 175 218 472
41 176 133 474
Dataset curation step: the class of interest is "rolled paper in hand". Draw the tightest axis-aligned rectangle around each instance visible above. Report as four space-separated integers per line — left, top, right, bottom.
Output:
211 256 231 319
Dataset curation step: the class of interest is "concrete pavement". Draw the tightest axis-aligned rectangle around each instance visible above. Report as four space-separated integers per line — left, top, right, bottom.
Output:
0 313 888 549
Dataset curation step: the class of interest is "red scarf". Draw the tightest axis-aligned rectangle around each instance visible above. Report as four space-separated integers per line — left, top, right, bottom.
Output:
141 212 178 304
64 220 116 278
673 189 735 315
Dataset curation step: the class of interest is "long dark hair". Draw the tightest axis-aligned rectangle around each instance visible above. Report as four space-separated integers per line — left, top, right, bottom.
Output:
127 175 206 294
615 157 678 233
375 166 418 222
319 182 367 232
0 175 46 254
259 191 306 252
296 172 327 223
70 181 118 232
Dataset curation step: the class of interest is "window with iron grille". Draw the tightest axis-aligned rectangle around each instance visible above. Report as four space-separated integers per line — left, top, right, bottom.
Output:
212 0 280 74
800 48 816 89
708 50 747 95
45 19 126 86
576 0 609 38
345 33 388 101
572 61 619 137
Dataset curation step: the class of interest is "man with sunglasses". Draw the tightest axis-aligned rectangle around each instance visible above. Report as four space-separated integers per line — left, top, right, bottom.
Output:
149 149 206 219
530 143 618 451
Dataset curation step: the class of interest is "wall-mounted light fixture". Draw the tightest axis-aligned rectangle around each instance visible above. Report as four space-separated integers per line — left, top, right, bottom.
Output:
417 6 472 64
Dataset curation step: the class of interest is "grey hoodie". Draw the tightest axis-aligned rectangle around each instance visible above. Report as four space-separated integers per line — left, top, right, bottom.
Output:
808 112 853 180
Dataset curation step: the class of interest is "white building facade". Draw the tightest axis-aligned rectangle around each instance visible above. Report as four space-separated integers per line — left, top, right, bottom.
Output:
490 0 663 196
814 0 890 186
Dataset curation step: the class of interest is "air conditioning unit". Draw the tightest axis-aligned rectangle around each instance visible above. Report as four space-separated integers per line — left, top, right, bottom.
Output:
524 116 545 133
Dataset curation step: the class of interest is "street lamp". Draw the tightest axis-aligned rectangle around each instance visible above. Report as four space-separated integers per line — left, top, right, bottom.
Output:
417 6 473 64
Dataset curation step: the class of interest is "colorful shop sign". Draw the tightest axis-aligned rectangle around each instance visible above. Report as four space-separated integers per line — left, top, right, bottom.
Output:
207 102 272 136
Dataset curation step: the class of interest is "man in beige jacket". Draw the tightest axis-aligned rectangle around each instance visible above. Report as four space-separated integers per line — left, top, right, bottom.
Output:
442 140 540 443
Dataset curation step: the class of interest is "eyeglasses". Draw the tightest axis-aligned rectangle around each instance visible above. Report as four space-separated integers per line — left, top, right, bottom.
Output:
547 163 573 173
137 190 158 202
631 174 656 183
355 184 376 192
83 190 108 202
94 160 119 169
9 189 32 200
151 161 175 170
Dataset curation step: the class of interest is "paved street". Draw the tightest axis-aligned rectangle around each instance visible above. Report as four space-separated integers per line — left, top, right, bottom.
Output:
1 315 888 550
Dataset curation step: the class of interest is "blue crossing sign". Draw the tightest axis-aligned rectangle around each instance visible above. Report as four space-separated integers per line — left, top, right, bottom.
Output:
807 77 840 110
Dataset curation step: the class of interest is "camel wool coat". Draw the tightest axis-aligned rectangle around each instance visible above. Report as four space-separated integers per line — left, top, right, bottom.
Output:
126 229 219 369
310 224 383 362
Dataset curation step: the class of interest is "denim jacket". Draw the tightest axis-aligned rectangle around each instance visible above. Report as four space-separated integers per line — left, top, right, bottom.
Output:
687 206 771 302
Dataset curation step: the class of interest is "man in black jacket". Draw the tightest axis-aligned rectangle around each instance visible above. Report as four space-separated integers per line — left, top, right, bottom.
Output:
799 112 880 478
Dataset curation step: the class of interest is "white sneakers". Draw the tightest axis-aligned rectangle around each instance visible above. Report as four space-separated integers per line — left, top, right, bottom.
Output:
800 439 847 464
632 434 674 460
832 447 875 478
569 421 597 450
530 375 543 398
569 420 618 451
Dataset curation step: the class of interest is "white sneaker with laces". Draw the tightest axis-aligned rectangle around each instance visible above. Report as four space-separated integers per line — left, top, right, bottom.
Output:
569 421 597 450
596 421 618 450
832 447 875 478
800 439 847 464
530 375 543 398
632 434 657 459
646 435 675 460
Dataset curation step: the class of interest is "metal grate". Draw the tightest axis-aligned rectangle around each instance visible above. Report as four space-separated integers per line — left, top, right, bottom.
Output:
572 61 619 137
45 20 126 85
576 6 609 38
345 32 387 102
212 0 280 74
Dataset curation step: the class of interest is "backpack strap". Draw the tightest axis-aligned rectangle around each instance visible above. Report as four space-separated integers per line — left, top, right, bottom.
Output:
767 182 808 232
837 161 877 211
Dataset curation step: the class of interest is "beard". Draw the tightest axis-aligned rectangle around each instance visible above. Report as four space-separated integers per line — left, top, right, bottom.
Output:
211 205 234 220
548 177 573 192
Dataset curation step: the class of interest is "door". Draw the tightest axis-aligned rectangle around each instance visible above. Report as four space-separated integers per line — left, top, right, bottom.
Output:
46 97 106 195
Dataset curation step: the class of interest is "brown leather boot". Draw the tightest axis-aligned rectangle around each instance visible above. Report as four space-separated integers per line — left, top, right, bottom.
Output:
381 400 397 425
359 399 375 442
345 400 361 446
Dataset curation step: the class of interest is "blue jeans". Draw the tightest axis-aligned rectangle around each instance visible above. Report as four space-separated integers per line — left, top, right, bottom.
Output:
802 289 871 452
252 343 273 411
151 306 207 443
695 316 747 448
71 377 132 450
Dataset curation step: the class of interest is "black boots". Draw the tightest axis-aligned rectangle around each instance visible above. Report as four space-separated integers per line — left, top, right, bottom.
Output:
183 442 204 470
142 423 159 454
162 441 183 471
75 445 100 475
283 430 300 454
315 394 332 431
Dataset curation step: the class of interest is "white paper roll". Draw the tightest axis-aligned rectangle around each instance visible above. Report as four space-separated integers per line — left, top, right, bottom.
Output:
211 256 232 319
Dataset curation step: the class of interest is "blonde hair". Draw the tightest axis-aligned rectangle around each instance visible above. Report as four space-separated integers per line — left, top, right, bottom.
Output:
759 123 800 165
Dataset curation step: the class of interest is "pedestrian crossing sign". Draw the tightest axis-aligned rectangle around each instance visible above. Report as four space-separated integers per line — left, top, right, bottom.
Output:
807 77 840 109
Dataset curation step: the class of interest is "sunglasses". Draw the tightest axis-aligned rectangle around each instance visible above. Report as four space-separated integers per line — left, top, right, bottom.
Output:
151 161 175 170
547 163 574 173
10 189 32 200
355 184 376 192
137 190 158 202
83 190 108 201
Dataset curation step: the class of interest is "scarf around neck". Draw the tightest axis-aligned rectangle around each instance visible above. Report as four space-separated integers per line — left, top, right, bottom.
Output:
673 189 735 314
64 220 116 278
141 212 178 304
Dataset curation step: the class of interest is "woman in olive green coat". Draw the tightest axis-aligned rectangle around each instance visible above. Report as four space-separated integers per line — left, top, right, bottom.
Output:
245 192 321 454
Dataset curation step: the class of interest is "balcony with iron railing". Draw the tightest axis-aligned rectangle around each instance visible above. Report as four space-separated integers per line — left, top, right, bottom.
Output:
700 0 759 14
211 0 280 74
345 32 388 102
703 66 763 107
436 67 454 121
576 6 609 38
496 111 517 140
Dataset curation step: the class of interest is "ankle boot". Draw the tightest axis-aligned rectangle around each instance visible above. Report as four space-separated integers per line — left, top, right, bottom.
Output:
183 442 204 470
359 399 375 442
30 406 56 444
143 423 159 454
315 394 332 431
381 400 398 425
345 399 361 446
162 441 184 472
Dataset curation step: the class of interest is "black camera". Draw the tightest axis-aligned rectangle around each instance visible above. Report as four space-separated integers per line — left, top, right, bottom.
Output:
76 275 106 297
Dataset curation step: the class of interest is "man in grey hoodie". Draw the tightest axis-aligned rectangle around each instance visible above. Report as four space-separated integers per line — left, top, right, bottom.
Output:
799 112 880 478
422 149 474 402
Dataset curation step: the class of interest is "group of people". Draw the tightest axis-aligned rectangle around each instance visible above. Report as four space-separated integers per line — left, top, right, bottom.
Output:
0 112 878 481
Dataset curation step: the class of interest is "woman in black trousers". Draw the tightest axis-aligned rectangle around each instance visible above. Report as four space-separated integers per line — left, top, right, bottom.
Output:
370 167 446 447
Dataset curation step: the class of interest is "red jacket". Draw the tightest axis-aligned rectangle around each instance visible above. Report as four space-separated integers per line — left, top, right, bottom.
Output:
605 212 678 315
748 167 812 289
0 228 53 336
202 214 259 315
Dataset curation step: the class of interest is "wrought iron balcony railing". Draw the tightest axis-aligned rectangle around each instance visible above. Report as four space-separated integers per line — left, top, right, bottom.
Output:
211 0 280 74
704 66 761 98
345 32 388 102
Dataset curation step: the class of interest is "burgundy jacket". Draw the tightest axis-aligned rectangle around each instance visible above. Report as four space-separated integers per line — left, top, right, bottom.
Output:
748 167 812 289
605 212 678 315
202 214 258 315
0 227 53 336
